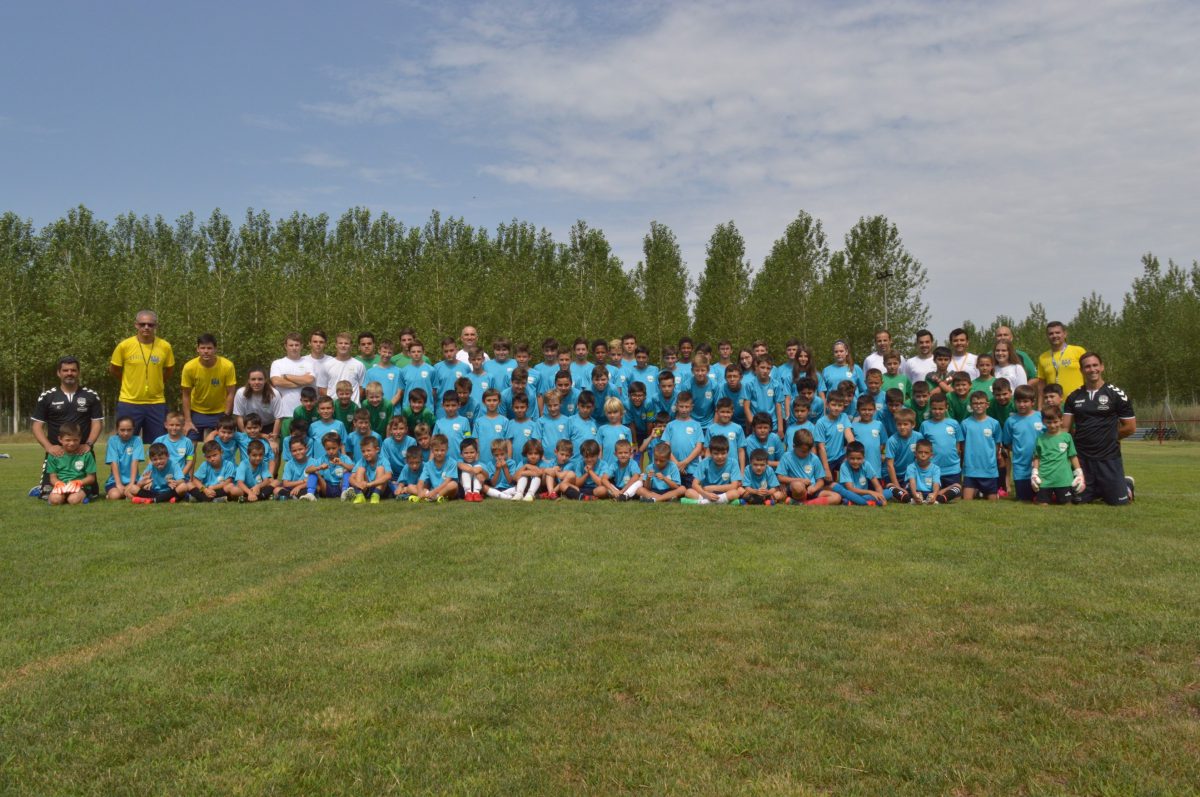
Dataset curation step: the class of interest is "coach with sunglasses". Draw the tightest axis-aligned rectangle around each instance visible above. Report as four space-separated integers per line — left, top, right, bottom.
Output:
109 310 176 441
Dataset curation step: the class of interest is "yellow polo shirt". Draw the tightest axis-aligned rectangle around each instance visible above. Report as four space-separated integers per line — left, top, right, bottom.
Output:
181 356 237 414
110 336 176 404
1037 345 1087 395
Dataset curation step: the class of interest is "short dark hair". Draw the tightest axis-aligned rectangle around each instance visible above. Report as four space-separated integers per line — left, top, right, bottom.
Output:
196 333 217 346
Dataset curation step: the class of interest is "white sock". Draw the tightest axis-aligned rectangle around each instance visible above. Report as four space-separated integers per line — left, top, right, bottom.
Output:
471 475 482 493
623 479 642 497
460 473 472 492
525 476 541 497
716 493 729 504
698 497 710 505
486 487 506 499
515 476 528 495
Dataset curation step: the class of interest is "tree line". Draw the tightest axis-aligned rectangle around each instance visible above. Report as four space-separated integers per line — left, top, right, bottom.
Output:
0 205 1195 431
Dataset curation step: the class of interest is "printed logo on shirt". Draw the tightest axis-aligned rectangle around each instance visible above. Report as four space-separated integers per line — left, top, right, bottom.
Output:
983 428 993 438
74 459 84 469
1058 442 1069 452
1034 422 1044 431
945 426 955 435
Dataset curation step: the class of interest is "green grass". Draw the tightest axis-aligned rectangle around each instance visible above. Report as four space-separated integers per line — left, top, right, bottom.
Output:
1 441 1198 795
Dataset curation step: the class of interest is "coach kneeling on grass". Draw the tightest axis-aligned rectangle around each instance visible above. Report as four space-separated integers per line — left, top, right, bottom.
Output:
29 356 104 498
1064 352 1136 506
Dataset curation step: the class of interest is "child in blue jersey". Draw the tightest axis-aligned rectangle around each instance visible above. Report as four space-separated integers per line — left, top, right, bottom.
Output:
205 415 240 466
364 339 403 406
188 439 238 502
599 439 643 501
381 416 415 476
447 378 479 426
279 417 317 472
662 392 705 487
433 391 471 462
310 397 348 448
548 370 579 417
236 439 278 502
500 368 539 421
417 434 459 502
918 394 964 502
538 392 572 461
832 441 889 506
485 338 517 390
961 391 1002 501
740 448 783 505
279 436 320 500
683 354 718 426
784 398 817 453
864 369 886 411
746 357 784 433
652 370 678 419
821 340 867 402
906 439 945 504
743 412 785 469
588 365 622 409
541 439 577 499
568 338 593 390
392 445 426 501
154 411 196 478
849 395 886 476
345 409 383 463
815 391 852 483
597 397 636 467
659 346 681 389
684 435 741 505
509 439 545 501
316 433 353 499
638 411 670 465
532 339 561 398
625 381 653 444
472 389 510 466
569 392 600 451
128 441 188 503
481 439 519 500
794 377 823 423
465 347 494 403
637 442 685 503
346 435 391 504
988 378 1015 496
718 365 751 430
105 417 143 499
1002 385 1043 501
707 398 747 471
884 408 924 502
562 439 604 501
777 429 838 505
236 413 277 468
455 438 488 502
433 337 468 406
506 394 539 453
630 347 659 395
877 389 905 440
399 341 434 410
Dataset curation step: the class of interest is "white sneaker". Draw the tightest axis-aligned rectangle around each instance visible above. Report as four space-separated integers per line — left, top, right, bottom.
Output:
301 493 317 502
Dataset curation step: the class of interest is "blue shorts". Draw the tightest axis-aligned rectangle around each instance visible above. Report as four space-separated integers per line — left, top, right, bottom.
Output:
117 402 168 442
963 476 999 495
187 412 224 441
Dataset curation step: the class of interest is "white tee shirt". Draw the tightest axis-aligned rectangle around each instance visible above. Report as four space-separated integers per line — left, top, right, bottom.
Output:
948 352 979 380
270 357 317 416
995 363 1027 389
903 355 937 385
863 352 900 376
322 357 367 402
233 390 283 427
301 354 331 392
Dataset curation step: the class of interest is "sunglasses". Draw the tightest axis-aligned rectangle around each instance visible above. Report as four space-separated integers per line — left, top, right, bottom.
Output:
137 322 157 328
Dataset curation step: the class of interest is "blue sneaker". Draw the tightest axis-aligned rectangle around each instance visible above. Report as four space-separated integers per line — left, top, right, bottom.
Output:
28 484 44 499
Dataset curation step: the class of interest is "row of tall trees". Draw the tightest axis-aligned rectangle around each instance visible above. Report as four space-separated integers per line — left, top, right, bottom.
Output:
1 205 1195 430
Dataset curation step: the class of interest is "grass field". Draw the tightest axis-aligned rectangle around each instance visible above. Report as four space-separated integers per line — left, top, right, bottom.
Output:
1 441 1198 796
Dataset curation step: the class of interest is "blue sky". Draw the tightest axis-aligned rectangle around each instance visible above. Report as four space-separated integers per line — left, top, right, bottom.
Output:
4 0 1198 337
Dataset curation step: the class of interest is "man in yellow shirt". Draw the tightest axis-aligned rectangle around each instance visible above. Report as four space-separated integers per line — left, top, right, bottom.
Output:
181 333 238 441
110 310 175 441
1037 321 1086 405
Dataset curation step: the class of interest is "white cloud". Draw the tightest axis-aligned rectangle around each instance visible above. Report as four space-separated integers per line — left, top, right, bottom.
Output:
241 113 295 132
293 149 351 169
310 0 1200 333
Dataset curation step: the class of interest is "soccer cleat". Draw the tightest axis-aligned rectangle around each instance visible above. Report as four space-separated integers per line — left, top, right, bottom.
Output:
341 489 355 502
369 493 380 504
28 484 45 499
680 497 699 505
130 496 152 505
169 497 177 504
522 493 535 502
353 493 366 504
616 494 629 502
301 492 316 501
1125 476 1136 502
639 497 655 503
408 494 422 503
435 495 447 503
213 496 227 503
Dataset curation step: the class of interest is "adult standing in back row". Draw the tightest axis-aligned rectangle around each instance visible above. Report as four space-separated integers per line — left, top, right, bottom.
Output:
1037 321 1086 402
180 333 237 441
109 310 175 441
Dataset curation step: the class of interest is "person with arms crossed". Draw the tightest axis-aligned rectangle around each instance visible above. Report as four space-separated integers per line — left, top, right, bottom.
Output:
109 310 175 441
1064 352 1136 506
270 332 317 425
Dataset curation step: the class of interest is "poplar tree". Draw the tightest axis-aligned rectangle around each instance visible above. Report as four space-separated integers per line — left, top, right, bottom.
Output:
692 221 750 346
632 221 691 354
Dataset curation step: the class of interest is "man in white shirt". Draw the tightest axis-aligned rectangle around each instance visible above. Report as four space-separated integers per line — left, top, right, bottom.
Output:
863 329 902 375
947 328 979 379
300 329 331 395
903 329 937 384
270 333 317 417
455 325 488 365
323 331 367 402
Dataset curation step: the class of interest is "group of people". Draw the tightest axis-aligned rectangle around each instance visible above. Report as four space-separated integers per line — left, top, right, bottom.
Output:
31 315 1136 507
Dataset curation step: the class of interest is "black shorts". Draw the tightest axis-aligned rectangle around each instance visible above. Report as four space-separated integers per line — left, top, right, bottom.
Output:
1036 487 1072 505
1076 456 1130 506
1013 478 1035 502
680 472 694 489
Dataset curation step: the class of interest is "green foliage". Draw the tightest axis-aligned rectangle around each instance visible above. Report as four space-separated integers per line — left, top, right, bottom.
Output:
633 221 691 355
747 211 829 352
1119 254 1200 403
692 221 751 346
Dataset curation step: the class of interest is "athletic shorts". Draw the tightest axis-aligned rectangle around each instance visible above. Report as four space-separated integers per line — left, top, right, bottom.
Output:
1077 456 1130 506
963 476 999 495
1013 478 1035 502
941 473 962 487
187 412 224 441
